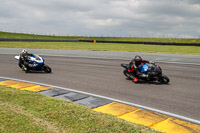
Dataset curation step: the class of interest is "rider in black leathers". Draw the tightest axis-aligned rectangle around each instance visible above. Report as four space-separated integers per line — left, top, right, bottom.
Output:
19 49 34 72
128 55 153 82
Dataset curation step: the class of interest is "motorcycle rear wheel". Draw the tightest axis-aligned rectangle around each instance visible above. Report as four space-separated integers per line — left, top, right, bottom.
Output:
123 70 132 79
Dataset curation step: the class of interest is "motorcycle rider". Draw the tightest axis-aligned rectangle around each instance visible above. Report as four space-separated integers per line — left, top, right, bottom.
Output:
19 49 35 72
128 55 153 83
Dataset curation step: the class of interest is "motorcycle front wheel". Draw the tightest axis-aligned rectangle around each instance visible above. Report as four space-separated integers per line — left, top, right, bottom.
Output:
43 65 52 73
159 75 169 84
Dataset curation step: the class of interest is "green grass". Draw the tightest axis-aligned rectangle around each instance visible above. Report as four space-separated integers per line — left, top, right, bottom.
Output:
0 31 200 55
1 31 200 43
0 85 159 133
0 41 200 55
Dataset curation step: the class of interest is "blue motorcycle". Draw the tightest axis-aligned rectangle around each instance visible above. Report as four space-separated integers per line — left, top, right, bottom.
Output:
15 54 52 73
121 62 169 84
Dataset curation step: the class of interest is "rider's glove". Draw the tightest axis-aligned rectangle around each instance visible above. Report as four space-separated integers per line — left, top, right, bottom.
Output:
149 61 155 64
29 64 33 67
140 74 148 78
33 62 37 67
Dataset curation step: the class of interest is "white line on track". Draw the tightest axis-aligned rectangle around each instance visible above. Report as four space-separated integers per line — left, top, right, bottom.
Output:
41 54 200 66
1 76 200 125
1 53 200 66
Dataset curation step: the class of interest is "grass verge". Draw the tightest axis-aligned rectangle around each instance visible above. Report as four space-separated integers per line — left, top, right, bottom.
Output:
1 31 200 44
0 85 159 133
0 41 200 55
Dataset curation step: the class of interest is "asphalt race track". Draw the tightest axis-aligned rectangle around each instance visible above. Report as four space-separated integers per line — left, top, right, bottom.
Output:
0 54 200 122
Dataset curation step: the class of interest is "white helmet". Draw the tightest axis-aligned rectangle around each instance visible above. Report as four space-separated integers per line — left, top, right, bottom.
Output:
21 49 28 54
21 49 28 57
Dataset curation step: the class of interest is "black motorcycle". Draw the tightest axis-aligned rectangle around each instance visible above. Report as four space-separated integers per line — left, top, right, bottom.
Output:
121 63 170 84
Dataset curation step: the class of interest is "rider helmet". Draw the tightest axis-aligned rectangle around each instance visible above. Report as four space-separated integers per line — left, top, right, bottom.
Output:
135 55 142 62
21 49 28 58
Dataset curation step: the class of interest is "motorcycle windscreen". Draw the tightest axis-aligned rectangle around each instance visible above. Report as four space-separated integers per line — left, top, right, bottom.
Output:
14 56 19 60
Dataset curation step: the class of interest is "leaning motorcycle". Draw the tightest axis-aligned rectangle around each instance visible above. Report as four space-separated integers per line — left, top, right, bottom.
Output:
15 54 52 73
121 62 169 84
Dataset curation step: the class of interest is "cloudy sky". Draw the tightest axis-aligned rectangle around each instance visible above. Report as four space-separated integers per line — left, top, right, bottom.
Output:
0 0 200 38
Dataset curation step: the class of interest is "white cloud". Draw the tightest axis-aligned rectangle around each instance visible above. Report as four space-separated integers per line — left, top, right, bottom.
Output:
0 0 200 38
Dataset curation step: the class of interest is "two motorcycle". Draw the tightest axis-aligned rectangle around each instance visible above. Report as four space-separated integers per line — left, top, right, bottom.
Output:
14 54 169 84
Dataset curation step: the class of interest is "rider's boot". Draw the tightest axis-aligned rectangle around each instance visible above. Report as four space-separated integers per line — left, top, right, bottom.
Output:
133 77 139 83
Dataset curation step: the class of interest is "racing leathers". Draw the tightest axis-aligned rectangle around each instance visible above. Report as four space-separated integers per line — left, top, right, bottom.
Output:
128 59 150 82
19 52 34 71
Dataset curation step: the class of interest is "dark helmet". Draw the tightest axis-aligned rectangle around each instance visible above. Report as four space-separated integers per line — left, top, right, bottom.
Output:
135 55 142 62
